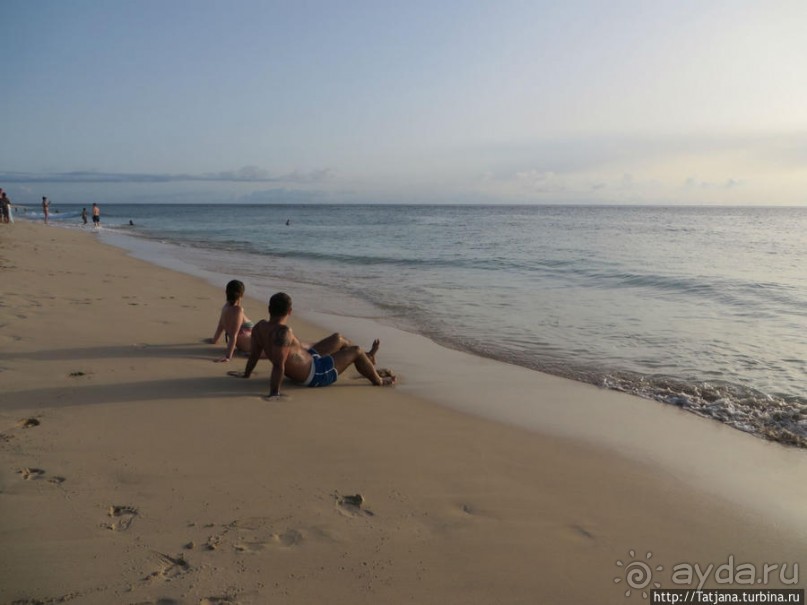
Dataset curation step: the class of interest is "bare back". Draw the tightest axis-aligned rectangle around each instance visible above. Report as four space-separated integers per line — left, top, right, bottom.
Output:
251 319 312 383
217 303 244 339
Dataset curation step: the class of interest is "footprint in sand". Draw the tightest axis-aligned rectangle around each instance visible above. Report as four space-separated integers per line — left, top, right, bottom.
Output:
234 528 304 552
334 492 375 518
233 541 267 553
105 505 138 531
225 517 313 553
18 467 45 480
203 534 223 551
569 524 596 540
277 528 304 546
142 551 190 582
17 418 40 429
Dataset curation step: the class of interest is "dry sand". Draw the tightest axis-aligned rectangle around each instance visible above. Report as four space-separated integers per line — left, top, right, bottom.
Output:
0 221 804 605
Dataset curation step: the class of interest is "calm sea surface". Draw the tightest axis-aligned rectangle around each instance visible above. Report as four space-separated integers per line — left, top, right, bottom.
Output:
29 203 807 446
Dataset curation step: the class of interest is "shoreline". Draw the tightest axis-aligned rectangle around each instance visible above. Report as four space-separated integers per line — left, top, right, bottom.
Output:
91 208 806 452
22 205 807 451
96 226 807 529
1 222 804 603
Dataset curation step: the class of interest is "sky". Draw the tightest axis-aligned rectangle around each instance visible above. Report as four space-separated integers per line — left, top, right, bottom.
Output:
1 0 806 205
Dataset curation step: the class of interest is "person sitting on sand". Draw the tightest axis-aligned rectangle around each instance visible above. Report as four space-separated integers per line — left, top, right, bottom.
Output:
208 280 255 362
228 292 396 399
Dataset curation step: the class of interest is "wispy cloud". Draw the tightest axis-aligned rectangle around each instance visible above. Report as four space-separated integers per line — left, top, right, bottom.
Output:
0 166 335 184
684 177 744 190
515 170 565 193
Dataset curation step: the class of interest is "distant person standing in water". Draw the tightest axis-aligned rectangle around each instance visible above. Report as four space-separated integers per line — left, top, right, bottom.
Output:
81 207 88 225
92 203 100 228
1 191 11 224
41 197 49 223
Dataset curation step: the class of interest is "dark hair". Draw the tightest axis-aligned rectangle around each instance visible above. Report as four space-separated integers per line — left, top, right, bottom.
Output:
269 292 292 317
225 280 245 304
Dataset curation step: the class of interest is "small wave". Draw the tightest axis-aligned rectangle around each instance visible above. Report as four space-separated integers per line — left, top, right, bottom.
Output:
600 373 806 448
561 267 806 313
415 327 806 449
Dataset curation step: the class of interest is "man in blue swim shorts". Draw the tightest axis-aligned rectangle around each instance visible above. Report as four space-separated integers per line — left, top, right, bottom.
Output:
228 292 396 399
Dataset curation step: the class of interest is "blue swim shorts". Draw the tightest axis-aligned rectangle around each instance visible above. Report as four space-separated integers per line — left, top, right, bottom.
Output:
302 349 338 387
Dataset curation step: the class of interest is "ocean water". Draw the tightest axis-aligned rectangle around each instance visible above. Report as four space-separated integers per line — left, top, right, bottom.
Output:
28 203 807 447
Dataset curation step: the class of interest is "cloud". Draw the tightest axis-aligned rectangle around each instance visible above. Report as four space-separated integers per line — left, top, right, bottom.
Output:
471 132 807 183
684 176 744 190
238 187 333 204
205 166 272 181
274 168 336 183
0 166 335 185
515 169 565 192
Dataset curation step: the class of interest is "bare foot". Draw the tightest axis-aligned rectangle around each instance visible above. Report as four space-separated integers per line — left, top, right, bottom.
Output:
367 339 381 365
374 369 396 386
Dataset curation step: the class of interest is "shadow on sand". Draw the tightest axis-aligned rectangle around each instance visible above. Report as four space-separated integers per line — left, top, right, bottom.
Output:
0 374 299 411
0 341 214 363
0 340 296 410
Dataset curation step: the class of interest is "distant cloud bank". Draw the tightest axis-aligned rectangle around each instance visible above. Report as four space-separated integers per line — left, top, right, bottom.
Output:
0 166 334 185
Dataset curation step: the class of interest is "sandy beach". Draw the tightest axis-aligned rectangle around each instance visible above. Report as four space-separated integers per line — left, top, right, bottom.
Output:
1 222 804 605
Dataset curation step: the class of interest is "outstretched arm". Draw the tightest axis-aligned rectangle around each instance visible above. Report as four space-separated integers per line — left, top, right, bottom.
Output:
210 311 225 344
221 307 244 362
228 321 263 378
242 326 263 378
268 325 292 397
214 307 243 362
